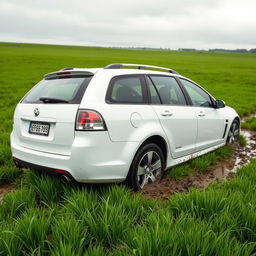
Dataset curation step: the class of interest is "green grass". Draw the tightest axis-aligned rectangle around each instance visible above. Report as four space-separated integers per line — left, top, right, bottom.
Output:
23 171 67 205
170 160 256 244
239 134 247 147
0 188 35 220
242 117 256 131
0 165 22 185
1 42 256 255
168 145 232 179
0 161 256 255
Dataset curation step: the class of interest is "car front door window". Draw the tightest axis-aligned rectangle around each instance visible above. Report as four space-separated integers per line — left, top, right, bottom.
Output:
180 79 213 107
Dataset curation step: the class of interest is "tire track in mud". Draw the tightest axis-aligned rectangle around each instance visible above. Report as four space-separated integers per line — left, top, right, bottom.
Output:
141 129 256 199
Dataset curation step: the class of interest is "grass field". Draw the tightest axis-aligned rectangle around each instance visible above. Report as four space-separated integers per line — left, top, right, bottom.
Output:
242 117 256 131
1 42 256 255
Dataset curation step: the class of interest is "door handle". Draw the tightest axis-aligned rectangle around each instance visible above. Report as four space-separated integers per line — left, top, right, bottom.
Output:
198 112 205 117
161 113 173 117
161 111 173 117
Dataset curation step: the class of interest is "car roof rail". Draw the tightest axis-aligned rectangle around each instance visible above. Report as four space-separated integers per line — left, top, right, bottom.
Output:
104 63 179 74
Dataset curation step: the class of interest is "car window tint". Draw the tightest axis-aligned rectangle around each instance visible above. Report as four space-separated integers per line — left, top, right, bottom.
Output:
110 77 144 103
150 76 186 105
181 79 213 107
146 77 161 104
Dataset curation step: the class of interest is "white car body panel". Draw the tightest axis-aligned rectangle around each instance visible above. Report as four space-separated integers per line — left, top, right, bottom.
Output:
152 105 197 158
194 106 226 152
10 66 240 184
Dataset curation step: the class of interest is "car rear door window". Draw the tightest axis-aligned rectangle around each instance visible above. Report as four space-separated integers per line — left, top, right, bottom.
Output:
108 76 146 104
180 79 213 107
149 76 186 105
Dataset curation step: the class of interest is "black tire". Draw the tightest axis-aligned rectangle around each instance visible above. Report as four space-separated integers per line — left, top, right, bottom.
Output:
226 119 240 144
126 143 165 191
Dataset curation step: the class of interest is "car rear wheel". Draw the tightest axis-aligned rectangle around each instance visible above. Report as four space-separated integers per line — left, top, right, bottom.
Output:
227 119 240 144
126 143 164 191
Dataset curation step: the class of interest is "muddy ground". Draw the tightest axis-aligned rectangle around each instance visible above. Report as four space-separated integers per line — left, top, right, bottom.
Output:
141 129 256 199
0 183 15 202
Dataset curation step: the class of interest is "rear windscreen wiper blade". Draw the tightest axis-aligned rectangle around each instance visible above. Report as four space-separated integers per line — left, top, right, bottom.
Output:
39 97 69 103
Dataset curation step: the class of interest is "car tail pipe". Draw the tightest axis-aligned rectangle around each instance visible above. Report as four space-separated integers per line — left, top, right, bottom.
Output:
60 175 72 183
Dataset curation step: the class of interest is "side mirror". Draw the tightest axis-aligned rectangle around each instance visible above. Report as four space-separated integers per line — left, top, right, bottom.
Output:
215 99 225 108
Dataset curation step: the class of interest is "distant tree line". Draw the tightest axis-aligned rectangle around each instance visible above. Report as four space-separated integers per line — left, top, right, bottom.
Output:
109 46 256 53
179 48 256 53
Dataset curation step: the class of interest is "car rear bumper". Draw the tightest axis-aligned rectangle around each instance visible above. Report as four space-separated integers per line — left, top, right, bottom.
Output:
11 131 139 183
13 156 75 180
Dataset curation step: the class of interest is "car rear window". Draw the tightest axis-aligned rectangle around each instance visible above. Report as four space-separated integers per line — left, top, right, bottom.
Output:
22 77 92 104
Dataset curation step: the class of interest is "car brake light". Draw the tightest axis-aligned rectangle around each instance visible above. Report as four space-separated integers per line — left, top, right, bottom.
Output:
76 110 106 131
57 71 71 75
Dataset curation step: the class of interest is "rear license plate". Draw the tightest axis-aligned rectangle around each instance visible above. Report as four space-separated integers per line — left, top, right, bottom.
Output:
29 122 50 136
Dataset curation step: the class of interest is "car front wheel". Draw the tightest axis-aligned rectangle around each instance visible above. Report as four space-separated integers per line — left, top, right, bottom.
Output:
227 119 240 144
126 143 164 191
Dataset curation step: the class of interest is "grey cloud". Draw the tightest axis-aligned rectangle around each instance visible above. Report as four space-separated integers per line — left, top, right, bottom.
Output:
0 0 255 49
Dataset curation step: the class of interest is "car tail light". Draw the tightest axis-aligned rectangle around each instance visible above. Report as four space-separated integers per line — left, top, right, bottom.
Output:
76 110 106 131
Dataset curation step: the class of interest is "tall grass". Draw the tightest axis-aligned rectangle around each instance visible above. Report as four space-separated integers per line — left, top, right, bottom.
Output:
0 162 256 255
0 165 22 185
242 117 256 131
24 171 65 205
51 214 89 255
0 207 52 256
169 160 256 245
125 211 255 256
0 222 23 256
0 188 35 220
64 187 134 247
13 208 52 254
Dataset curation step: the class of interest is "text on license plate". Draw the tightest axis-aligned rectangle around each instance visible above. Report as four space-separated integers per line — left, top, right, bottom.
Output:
29 122 50 136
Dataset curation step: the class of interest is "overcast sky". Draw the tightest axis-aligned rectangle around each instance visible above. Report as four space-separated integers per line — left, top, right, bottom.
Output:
0 0 255 49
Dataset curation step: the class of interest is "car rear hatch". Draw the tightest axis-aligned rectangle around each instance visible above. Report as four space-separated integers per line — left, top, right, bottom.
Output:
13 70 95 156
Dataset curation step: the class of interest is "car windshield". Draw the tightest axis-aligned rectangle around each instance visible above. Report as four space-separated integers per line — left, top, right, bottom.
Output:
22 77 88 104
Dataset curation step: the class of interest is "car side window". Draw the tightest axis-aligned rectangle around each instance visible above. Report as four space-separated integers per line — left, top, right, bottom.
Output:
146 77 161 104
181 79 213 107
108 76 145 103
149 76 186 105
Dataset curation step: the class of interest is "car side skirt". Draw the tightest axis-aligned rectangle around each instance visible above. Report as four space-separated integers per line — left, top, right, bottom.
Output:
167 142 226 168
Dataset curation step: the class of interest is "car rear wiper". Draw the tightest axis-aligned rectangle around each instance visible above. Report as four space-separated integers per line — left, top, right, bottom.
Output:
39 97 69 103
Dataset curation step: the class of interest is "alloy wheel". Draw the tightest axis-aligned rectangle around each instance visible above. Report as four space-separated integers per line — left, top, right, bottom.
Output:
137 150 162 189
228 121 239 143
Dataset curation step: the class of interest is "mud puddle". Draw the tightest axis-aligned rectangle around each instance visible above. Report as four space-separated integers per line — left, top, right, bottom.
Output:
0 184 15 202
141 129 256 199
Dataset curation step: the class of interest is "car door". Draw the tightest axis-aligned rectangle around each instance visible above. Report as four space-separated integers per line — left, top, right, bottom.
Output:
147 75 197 159
179 78 226 152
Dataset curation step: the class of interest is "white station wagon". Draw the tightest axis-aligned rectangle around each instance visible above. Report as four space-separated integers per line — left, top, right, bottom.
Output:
11 63 240 190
